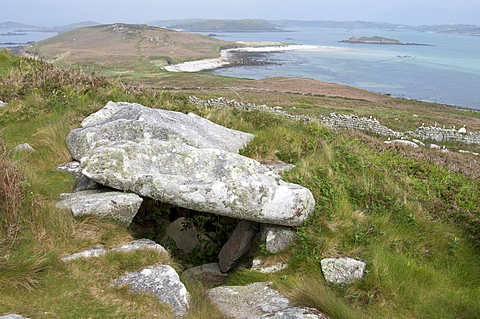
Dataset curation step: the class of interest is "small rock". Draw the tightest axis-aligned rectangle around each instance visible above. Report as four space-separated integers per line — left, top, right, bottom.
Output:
384 140 419 148
181 263 228 287
320 257 366 284
111 265 190 317
265 162 296 174
262 225 297 254
0 101 7 108
251 257 288 273
73 175 101 192
12 143 35 152
218 220 258 273
111 238 168 254
62 246 107 261
56 161 82 177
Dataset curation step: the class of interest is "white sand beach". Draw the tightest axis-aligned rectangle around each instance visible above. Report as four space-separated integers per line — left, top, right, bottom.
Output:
163 44 345 73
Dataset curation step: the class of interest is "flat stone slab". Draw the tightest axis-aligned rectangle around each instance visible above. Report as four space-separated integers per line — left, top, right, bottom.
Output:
56 189 143 225
111 265 189 317
207 282 291 318
207 282 330 319
80 139 315 226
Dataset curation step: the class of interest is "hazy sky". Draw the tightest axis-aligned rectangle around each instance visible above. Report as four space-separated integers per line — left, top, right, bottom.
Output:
2 0 479 27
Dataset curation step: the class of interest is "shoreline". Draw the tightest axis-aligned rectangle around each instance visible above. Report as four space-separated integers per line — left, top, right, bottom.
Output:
163 44 345 73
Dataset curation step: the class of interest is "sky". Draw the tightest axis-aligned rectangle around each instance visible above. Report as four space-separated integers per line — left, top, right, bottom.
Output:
2 0 479 27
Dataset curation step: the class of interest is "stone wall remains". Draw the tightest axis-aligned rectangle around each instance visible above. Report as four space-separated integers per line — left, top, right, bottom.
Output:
188 96 480 146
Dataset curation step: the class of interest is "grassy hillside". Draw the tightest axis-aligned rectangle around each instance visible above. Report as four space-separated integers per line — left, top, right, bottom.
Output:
26 23 238 79
1 48 480 318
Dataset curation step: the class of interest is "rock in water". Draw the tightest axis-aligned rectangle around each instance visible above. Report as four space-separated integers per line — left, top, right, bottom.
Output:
80 139 315 226
66 101 254 160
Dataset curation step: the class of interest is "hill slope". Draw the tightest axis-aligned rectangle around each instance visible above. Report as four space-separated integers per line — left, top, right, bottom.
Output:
27 23 232 71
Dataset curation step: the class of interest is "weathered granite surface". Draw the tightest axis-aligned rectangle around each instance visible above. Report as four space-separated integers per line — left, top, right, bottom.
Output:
56 189 143 225
111 265 189 317
66 101 254 160
207 282 330 319
80 139 315 226
321 257 366 284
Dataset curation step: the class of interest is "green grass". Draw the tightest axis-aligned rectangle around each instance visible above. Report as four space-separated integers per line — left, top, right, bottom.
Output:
1 49 480 318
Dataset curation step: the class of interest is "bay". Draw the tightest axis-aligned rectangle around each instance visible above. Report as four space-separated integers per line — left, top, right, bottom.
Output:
201 27 480 110
0 28 57 47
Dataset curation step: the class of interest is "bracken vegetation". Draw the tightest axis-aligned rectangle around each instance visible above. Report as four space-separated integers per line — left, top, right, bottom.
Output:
1 48 479 318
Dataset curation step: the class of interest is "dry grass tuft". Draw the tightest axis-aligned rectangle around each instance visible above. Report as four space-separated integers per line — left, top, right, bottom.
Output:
0 137 26 241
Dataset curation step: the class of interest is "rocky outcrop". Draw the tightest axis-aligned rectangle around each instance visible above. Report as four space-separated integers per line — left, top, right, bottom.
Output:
111 265 190 317
56 189 143 226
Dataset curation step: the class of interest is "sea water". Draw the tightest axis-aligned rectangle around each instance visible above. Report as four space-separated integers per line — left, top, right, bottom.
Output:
202 27 480 110
2 26 478 110
0 28 57 47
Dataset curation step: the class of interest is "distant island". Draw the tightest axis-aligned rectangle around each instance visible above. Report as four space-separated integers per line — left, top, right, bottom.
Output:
150 19 282 32
340 36 429 45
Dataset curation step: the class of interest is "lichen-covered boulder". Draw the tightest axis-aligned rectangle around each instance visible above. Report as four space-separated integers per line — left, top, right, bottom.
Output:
56 189 143 225
80 139 315 226
111 265 189 317
320 257 366 284
66 101 254 160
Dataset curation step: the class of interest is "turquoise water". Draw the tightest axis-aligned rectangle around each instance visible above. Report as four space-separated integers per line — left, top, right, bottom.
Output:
2 26 478 109
203 27 480 110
